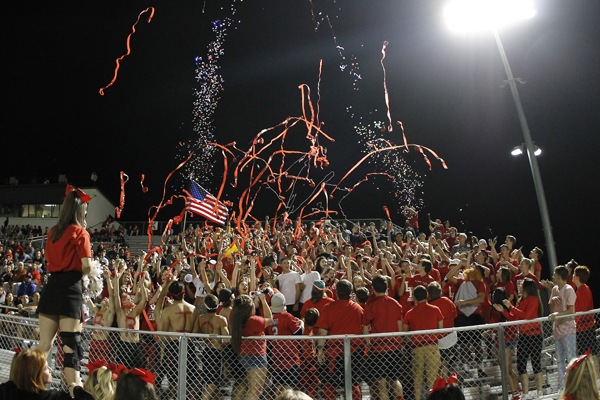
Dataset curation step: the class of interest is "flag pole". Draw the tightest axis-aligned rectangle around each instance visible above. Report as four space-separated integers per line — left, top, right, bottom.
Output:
182 211 188 235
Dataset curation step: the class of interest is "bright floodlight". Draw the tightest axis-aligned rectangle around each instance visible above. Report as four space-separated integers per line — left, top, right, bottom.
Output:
511 146 524 156
534 147 542 156
445 0 536 32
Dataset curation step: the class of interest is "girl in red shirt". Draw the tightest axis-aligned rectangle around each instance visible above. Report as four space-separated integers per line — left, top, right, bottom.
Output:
501 279 544 397
230 293 273 400
37 188 94 390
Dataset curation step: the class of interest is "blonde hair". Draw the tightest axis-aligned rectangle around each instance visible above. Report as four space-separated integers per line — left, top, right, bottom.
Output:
562 356 600 400
84 366 117 400
51 190 87 243
463 267 483 282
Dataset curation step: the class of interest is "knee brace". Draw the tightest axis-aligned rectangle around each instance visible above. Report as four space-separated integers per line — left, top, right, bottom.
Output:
60 331 83 371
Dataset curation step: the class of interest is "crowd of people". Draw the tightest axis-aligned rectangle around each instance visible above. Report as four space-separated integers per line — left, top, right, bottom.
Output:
1 193 599 400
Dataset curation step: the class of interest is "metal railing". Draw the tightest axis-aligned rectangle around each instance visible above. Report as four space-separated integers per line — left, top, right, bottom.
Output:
1 309 597 399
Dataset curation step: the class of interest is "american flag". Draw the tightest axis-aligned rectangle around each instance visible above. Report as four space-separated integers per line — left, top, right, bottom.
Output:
184 181 228 225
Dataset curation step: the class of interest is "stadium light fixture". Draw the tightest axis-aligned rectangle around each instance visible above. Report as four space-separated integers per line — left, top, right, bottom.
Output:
444 0 536 32
511 144 541 157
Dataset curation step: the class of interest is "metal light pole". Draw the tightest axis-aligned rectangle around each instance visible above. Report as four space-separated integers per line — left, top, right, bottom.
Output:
492 29 557 275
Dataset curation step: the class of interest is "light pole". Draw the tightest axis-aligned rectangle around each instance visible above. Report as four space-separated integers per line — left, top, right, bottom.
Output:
445 0 558 275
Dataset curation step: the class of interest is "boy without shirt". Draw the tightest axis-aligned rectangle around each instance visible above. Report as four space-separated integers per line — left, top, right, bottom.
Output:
161 280 198 398
113 264 147 370
194 294 229 400
86 269 115 364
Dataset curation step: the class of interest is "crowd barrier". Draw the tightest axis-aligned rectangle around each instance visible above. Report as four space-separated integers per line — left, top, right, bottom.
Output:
1 309 598 400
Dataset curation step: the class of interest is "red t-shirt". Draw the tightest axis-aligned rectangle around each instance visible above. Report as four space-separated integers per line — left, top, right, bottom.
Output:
502 296 542 336
435 261 450 281
442 280 457 301
300 297 335 335
395 276 413 315
533 260 542 276
429 268 441 282
575 284 595 332
45 225 91 273
411 273 435 290
495 259 520 279
315 299 364 356
455 278 485 316
429 297 457 329
239 316 267 355
362 295 403 352
512 273 541 298
266 311 302 370
403 302 443 347
493 281 516 302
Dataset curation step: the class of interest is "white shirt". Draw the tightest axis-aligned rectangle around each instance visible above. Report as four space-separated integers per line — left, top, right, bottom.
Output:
278 271 302 305
300 271 320 303
193 276 215 298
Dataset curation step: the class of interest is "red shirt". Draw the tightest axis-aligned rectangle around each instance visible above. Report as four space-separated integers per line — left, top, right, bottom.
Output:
442 280 457 301
533 260 542 276
315 299 364 356
411 273 435 289
45 225 91 273
239 316 267 355
362 295 403 352
266 311 302 369
403 302 443 347
512 273 541 298
300 297 335 335
429 268 441 282
395 276 413 315
575 284 595 332
493 281 516 302
435 261 450 281
502 296 542 336
429 297 457 329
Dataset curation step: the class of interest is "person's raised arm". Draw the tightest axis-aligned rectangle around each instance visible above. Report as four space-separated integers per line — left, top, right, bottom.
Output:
201 259 212 295
446 261 462 285
86 299 99 316
489 237 498 264
371 229 380 256
133 274 148 317
249 257 257 293
230 261 240 291
259 293 273 327
435 241 450 263
155 276 171 330
217 261 231 288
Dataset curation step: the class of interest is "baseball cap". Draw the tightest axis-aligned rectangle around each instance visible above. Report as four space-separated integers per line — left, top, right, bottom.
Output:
312 280 326 290
271 293 286 313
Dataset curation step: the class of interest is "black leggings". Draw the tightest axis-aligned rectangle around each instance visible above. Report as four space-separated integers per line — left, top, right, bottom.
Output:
517 334 543 375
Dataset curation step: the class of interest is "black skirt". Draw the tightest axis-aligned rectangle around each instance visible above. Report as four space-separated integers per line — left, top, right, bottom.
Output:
37 271 83 321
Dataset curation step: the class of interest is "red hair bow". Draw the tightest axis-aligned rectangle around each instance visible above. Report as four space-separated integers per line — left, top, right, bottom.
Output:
428 372 459 393
13 347 21 354
84 361 127 381
569 348 591 371
127 368 157 386
65 184 92 203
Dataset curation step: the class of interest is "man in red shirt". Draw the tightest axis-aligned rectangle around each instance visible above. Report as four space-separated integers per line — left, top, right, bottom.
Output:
411 259 436 290
265 293 304 396
316 279 364 400
529 247 544 280
395 260 413 317
495 244 520 278
427 281 457 379
362 275 405 400
573 266 599 363
403 285 443 400
512 258 541 298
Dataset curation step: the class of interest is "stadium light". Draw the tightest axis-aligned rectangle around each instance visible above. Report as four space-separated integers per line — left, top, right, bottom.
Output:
444 0 536 32
511 144 541 157
445 1 557 275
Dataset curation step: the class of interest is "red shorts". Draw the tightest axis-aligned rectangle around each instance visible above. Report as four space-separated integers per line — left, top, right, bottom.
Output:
88 339 112 364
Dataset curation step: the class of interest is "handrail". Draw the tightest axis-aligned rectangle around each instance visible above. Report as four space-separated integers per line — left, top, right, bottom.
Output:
1 306 593 341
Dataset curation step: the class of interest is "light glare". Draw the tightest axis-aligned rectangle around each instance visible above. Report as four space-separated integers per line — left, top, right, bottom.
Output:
445 0 536 32
511 147 524 156
534 147 542 156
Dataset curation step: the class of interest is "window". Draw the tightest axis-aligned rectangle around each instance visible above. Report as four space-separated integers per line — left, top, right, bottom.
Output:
18 204 60 218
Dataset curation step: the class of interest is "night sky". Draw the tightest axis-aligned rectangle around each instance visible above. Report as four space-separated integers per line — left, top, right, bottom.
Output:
4 1 600 294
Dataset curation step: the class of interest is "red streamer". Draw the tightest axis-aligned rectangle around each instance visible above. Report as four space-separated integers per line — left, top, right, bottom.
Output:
99 7 155 96
141 174 149 193
115 171 129 218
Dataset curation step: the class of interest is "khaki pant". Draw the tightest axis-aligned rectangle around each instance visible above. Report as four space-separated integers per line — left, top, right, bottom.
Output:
412 344 441 394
